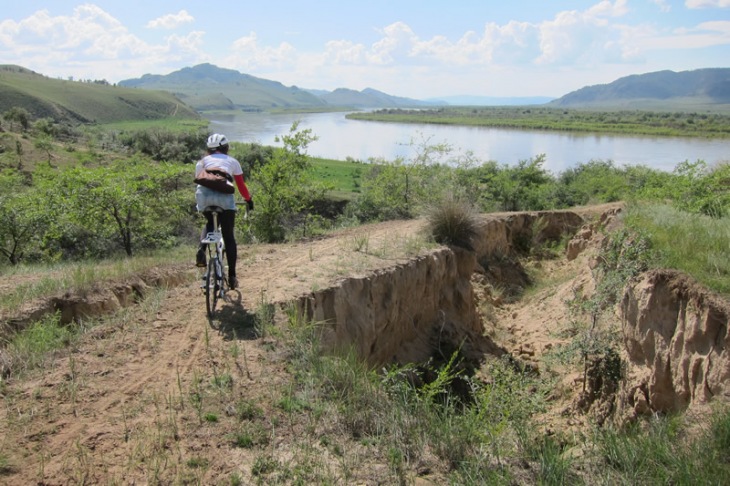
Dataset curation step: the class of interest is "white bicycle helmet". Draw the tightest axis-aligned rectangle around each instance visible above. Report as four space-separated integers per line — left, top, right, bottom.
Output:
206 133 229 149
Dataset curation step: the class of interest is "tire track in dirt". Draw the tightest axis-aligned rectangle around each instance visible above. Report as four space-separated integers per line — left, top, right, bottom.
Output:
17 282 221 481
2 218 431 483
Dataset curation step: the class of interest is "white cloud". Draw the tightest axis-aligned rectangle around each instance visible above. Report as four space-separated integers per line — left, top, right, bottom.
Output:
639 20 730 49
686 0 730 8
697 20 730 32
226 32 296 70
536 0 637 65
245 1 643 96
0 5 206 80
0 0 726 96
323 39 366 64
369 22 419 65
295 0 638 73
146 10 194 30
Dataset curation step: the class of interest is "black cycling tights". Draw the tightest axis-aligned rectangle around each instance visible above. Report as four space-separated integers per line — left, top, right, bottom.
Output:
201 209 237 278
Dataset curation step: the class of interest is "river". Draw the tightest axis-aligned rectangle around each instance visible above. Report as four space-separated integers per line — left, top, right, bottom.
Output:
206 111 730 173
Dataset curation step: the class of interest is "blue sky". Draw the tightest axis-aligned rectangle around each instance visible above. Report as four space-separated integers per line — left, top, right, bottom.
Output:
1 1 729 99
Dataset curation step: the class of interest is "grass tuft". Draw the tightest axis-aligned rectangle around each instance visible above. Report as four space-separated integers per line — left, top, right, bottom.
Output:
426 195 479 251
5 312 75 376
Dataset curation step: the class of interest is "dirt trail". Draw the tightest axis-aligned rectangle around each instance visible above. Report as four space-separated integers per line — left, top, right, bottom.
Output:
1 206 636 484
1 218 442 484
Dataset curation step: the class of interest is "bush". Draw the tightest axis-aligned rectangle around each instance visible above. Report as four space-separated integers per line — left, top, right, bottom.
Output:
117 128 206 163
247 123 326 243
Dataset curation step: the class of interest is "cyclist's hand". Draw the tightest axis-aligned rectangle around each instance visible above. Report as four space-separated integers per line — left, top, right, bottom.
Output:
246 198 254 211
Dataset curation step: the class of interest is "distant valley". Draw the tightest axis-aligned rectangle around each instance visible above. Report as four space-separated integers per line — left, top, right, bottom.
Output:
1 63 729 127
118 63 437 111
118 64 730 112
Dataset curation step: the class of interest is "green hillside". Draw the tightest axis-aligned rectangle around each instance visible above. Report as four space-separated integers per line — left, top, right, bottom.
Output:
550 68 730 111
120 63 326 112
0 65 200 124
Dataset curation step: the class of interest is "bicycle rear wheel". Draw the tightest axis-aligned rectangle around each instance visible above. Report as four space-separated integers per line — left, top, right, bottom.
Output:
205 258 219 317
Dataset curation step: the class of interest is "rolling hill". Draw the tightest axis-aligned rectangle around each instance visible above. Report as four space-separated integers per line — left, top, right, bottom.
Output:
119 63 434 111
312 87 436 108
0 65 200 124
120 63 326 112
550 68 730 110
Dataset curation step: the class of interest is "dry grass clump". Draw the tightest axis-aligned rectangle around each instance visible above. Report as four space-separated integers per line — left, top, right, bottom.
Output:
426 196 479 251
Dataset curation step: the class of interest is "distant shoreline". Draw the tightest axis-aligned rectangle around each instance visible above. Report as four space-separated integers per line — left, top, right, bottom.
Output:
346 106 730 139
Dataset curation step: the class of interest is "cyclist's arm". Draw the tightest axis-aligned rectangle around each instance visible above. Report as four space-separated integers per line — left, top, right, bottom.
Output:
233 174 252 201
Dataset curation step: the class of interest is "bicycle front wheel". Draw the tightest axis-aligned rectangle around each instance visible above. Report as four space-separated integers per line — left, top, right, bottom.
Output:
205 258 219 317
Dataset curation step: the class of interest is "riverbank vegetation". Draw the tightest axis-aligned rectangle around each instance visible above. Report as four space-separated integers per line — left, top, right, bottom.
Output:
1 109 728 296
347 106 730 138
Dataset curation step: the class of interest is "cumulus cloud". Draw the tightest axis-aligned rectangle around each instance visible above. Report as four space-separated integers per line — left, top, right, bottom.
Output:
0 5 205 80
249 0 643 94
226 32 296 70
306 0 637 69
536 0 638 65
686 0 730 7
1 0 726 96
323 39 365 64
146 10 194 30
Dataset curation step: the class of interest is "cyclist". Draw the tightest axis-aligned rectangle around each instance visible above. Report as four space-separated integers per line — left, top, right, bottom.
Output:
195 133 254 290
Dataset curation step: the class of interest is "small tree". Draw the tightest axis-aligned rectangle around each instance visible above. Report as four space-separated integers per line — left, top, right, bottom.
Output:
350 135 453 222
35 158 191 258
34 135 55 167
15 140 23 171
0 172 48 265
4 107 31 132
248 122 324 242
487 154 554 211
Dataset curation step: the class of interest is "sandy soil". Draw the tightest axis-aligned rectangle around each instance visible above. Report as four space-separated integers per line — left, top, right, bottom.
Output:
0 214 602 484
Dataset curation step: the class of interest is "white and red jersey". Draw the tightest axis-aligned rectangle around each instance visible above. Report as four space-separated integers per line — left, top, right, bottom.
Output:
195 153 251 201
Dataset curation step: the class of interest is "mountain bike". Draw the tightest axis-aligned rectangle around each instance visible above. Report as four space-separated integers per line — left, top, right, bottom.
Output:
200 206 228 317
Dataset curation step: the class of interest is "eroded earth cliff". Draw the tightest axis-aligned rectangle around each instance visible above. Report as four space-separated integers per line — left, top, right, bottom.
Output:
1 203 728 484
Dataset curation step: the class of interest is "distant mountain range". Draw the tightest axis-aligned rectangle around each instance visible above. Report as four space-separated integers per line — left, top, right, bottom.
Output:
120 64 730 112
311 87 438 108
3 63 729 125
549 68 730 109
119 63 435 111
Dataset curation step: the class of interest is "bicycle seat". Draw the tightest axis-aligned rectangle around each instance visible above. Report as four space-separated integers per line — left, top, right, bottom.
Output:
202 206 225 215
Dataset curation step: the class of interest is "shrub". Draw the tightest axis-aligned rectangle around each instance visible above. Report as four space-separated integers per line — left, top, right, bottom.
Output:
247 123 326 243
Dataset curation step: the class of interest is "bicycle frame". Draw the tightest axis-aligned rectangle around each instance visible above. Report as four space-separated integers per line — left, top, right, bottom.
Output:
201 208 227 317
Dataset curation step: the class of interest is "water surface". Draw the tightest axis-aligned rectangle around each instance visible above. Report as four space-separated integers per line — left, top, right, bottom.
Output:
207 111 730 173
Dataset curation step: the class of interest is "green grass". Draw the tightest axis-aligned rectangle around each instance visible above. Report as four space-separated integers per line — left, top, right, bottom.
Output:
347 106 730 138
624 202 730 296
0 66 200 124
282 307 730 484
310 157 364 198
595 410 730 485
0 245 194 318
2 199 728 483
3 312 74 374
98 118 208 133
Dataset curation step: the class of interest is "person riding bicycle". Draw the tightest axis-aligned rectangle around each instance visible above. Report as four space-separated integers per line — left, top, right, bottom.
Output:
195 133 254 290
